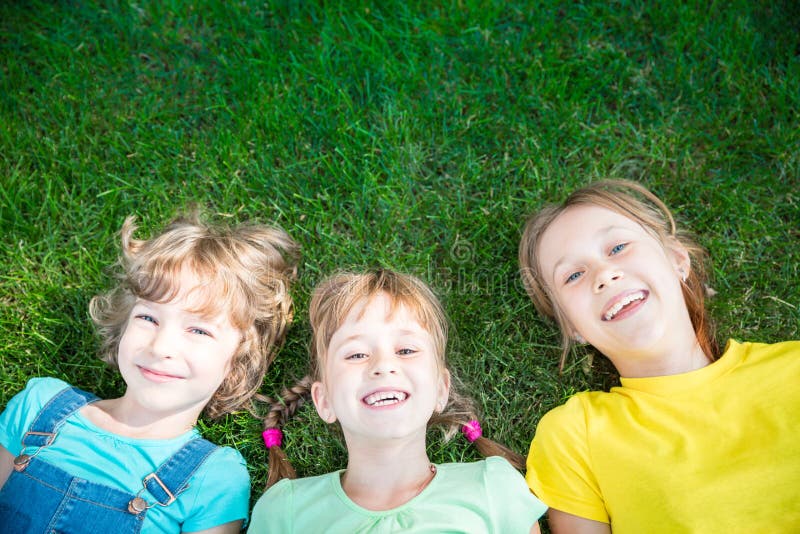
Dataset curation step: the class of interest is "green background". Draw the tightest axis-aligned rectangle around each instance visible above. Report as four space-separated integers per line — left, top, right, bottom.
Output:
1 0 798 508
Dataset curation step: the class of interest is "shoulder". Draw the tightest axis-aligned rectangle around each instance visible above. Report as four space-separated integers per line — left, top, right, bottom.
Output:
258 471 336 504
14 377 74 407
526 395 610 522
437 459 548 526
437 458 542 502
727 339 800 362
178 443 251 531
206 442 247 464
0 377 74 453
483 454 523 474
480 456 536 491
535 391 607 435
194 444 249 487
446 456 530 488
252 477 294 514
527 394 600 499
250 472 338 533
529 390 631 467
0 377 71 419
440 456 520 479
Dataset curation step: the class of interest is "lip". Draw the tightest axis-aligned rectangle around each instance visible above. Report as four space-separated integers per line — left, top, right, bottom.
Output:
138 365 184 383
361 387 410 409
601 289 649 321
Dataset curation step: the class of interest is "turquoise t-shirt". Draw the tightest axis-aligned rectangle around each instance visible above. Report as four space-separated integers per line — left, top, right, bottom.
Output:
0 377 250 533
248 456 547 533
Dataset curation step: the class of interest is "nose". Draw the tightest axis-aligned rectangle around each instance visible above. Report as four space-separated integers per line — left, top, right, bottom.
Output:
369 349 397 376
150 325 178 359
593 265 623 293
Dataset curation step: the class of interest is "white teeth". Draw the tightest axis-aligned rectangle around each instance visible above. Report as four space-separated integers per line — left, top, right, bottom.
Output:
364 391 408 406
604 291 645 320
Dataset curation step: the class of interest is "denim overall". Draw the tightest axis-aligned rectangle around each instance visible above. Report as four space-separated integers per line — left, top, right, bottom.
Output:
0 386 217 534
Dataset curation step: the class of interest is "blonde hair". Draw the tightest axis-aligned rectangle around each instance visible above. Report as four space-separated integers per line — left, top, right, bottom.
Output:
263 269 524 488
90 212 299 418
519 179 718 370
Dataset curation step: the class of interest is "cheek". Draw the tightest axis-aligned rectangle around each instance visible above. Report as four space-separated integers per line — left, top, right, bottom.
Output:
117 328 136 359
220 354 235 379
553 292 581 320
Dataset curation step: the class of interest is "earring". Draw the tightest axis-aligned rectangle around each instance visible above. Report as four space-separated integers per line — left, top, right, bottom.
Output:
679 268 687 282
574 333 586 344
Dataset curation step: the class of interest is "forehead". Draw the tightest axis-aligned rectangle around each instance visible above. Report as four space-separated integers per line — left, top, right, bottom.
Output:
337 292 424 332
157 268 237 323
538 205 645 265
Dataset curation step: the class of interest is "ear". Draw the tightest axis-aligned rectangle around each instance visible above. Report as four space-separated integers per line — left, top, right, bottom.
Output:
311 381 337 424
435 368 451 413
666 237 691 279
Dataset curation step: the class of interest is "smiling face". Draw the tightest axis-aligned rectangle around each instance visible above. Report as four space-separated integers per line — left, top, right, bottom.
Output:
537 204 696 376
311 292 450 445
116 269 243 424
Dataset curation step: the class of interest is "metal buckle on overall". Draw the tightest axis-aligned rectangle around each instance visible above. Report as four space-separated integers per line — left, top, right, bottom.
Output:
14 431 56 472
127 473 176 515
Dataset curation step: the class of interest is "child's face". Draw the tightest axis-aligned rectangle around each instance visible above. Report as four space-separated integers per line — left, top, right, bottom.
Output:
311 292 450 444
537 204 693 373
116 269 242 422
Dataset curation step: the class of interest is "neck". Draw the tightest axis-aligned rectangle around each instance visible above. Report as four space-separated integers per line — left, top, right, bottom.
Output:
341 433 434 511
614 336 711 379
82 397 200 439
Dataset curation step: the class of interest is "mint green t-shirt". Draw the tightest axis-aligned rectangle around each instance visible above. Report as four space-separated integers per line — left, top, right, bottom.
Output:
249 456 546 533
0 377 250 533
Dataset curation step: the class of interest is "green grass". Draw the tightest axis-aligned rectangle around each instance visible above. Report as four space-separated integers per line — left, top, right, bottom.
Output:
1 0 798 520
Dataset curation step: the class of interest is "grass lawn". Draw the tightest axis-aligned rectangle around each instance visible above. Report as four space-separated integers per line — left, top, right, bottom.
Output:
1 0 798 518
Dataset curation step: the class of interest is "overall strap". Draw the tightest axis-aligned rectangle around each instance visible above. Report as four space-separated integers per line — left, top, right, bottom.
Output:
21 386 99 448
142 438 218 507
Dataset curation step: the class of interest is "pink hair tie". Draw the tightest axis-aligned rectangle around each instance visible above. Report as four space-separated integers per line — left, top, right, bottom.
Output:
262 428 283 449
461 420 482 442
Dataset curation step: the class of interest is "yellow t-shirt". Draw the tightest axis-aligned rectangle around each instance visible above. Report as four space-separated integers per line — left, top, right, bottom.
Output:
526 340 800 533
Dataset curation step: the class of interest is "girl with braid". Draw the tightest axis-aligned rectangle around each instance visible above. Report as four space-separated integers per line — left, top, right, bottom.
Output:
248 270 546 533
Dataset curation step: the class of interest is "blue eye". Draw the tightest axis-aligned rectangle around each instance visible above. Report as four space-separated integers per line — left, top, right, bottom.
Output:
190 327 211 336
610 243 627 255
137 314 157 324
566 271 582 284
397 348 416 356
346 353 368 361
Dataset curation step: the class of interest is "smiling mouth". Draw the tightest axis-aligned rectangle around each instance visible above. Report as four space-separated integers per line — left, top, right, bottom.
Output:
363 390 409 407
139 366 183 382
602 290 647 321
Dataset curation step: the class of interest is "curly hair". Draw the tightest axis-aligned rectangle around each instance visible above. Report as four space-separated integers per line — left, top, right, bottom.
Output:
89 212 299 418
519 179 718 370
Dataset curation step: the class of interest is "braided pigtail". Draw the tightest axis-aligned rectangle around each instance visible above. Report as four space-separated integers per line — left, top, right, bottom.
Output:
430 387 526 470
263 375 314 488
